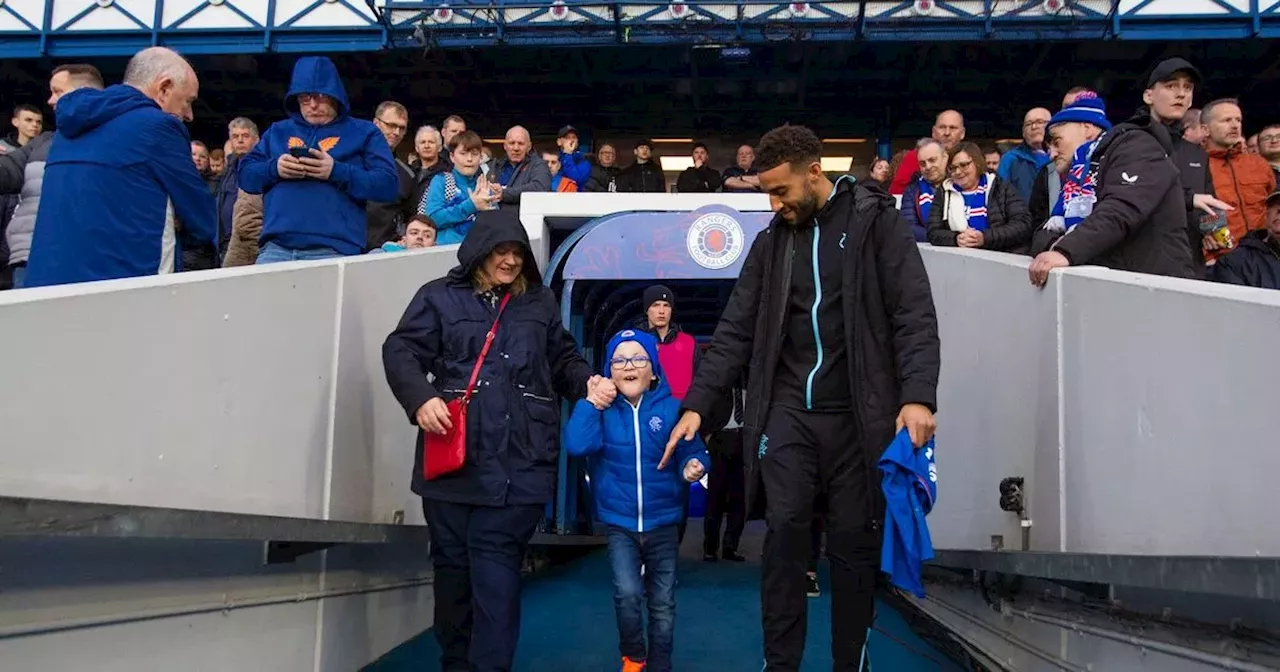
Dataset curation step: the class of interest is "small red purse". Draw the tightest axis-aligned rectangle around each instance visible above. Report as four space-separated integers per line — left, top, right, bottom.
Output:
422 293 513 481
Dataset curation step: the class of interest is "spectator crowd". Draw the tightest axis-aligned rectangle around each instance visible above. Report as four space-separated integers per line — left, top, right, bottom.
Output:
2 49 1278 292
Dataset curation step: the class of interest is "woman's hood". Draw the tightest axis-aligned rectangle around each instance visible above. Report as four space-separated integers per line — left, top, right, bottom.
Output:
446 209 543 285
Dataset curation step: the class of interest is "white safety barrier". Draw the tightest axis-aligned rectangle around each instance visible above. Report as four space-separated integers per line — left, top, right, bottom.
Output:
922 247 1280 557
1 197 1277 671
0 247 479 527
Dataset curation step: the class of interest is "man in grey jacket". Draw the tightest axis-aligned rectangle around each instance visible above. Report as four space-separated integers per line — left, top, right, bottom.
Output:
0 63 104 288
491 125 551 206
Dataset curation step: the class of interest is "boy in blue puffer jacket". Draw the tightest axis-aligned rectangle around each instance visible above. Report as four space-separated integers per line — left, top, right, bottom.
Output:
564 328 710 672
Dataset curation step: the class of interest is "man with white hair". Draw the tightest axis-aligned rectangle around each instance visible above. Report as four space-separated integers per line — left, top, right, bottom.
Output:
25 47 216 287
215 116 259 263
410 125 448 213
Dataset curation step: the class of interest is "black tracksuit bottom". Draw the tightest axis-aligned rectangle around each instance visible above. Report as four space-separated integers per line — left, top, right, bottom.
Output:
423 498 544 672
703 428 747 557
760 405 877 672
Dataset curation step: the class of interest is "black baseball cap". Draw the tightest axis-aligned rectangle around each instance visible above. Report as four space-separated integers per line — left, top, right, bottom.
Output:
635 139 653 150
1146 57 1202 88
1266 186 1280 207
557 125 578 138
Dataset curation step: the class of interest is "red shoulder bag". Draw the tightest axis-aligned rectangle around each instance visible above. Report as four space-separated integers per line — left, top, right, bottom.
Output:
422 293 513 481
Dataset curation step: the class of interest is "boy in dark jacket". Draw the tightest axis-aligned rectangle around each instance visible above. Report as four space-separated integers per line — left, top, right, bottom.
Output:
564 328 709 672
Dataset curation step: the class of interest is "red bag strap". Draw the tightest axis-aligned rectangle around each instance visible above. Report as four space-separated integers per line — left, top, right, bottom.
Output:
461 293 513 403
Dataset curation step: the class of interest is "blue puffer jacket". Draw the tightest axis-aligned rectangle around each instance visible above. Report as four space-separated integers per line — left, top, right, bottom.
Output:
564 330 710 533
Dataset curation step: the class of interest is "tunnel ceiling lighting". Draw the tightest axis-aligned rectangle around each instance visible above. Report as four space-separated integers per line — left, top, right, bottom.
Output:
483 138 505 144
651 138 695 143
659 156 696 172
821 156 855 172
823 138 867 143
995 138 1023 144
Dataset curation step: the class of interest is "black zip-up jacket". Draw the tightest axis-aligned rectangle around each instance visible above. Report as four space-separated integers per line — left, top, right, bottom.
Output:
409 158 449 220
1166 124 1215 275
585 163 622 192
676 166 723 193
682 178 940 521
926 175 1033 255
1208 230 1280 290
365 157 417 251
1052 113 1196 279
619 161 666 193
382 210 594 505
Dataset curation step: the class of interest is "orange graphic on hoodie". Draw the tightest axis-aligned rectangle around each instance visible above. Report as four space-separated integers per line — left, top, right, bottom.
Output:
318 137 340 152
287 136 305 149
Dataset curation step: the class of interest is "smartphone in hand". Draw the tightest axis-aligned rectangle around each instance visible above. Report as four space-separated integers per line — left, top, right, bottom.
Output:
288 146 311 159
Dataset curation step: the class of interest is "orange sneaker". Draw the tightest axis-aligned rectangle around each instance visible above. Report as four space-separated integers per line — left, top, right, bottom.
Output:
620 655 646 672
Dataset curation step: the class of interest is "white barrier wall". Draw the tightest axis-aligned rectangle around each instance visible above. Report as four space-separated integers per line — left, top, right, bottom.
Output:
0 245 477 671
921 247 1280 557
0 243 480 526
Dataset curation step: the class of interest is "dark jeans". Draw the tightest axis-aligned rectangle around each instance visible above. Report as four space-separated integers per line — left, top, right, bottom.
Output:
606 524 680 672
422 498 544 672
704 429 746 557
759 406 878 672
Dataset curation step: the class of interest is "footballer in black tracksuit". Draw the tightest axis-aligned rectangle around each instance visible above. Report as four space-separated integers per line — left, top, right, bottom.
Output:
682 177 940 671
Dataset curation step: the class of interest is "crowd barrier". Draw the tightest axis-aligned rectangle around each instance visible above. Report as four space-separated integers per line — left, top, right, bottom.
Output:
922 247 1280 558
1 197 1277 669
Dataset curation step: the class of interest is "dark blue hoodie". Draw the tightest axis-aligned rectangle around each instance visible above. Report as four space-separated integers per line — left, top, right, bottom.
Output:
238 57 398 256
25 86 217 287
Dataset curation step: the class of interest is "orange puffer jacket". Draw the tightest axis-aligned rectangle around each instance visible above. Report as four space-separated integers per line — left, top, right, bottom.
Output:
1207 147 1276 262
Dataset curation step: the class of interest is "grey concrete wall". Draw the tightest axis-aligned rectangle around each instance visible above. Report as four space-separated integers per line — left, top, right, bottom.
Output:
0 245 493 670
921 247 1280 557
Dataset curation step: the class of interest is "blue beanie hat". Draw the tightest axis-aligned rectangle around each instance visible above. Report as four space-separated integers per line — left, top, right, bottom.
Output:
603 328 663 380
1048 92 1112 132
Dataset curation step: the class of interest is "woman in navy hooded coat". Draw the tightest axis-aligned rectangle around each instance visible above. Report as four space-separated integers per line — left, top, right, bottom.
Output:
382 209 596 672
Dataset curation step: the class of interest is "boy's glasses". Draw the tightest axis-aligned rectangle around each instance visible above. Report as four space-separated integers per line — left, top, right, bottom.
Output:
609 355 651 370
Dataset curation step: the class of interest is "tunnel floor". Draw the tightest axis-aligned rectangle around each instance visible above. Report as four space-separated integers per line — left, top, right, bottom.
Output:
365 521 964 671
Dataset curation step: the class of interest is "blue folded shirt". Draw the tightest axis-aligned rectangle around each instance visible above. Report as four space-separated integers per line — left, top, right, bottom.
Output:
878 428 937 598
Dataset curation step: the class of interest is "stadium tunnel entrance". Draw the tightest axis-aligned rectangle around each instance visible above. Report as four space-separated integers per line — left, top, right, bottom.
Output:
534 200 772 538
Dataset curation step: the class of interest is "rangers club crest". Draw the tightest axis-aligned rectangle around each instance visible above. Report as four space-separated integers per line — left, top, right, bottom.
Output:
686 212 745 270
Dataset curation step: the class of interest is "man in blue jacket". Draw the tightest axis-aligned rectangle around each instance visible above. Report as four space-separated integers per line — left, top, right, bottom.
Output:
25 48 216 287
997 107 1053 203
239 56 398 264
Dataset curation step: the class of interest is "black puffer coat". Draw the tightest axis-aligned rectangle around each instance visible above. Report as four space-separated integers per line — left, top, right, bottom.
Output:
382 210 594 505
683 179 941 523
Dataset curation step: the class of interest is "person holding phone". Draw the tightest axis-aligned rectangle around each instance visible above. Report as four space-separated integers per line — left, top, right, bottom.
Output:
238 56 399 264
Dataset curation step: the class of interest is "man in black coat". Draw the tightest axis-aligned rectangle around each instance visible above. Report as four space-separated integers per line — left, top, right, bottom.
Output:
663 124 940 672
1030 109 1198 286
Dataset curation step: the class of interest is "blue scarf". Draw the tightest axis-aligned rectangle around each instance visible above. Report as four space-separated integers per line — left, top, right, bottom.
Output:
915 178 936 222
956 174 990 231
1052 139 1101 231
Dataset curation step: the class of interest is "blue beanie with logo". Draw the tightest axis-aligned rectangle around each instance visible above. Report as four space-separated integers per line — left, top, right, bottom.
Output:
1048 92 1112 132
603 328 663 380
